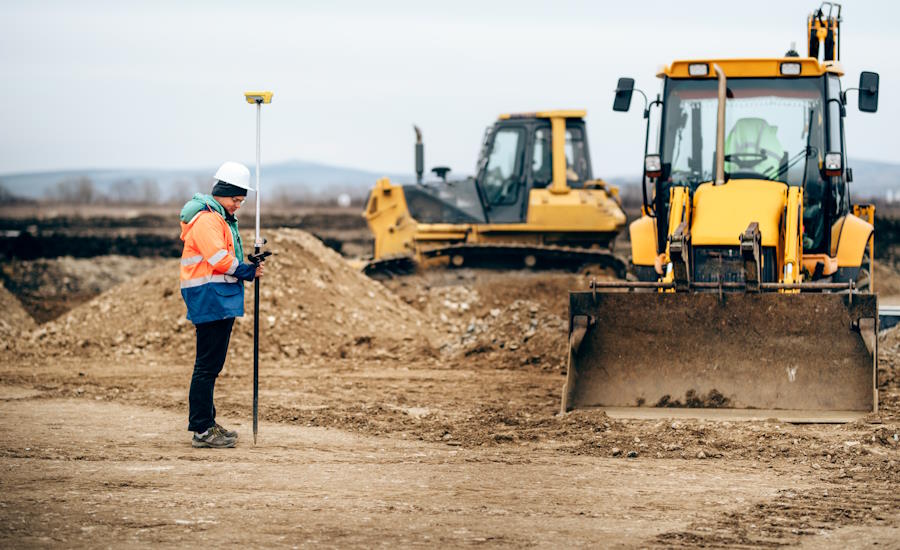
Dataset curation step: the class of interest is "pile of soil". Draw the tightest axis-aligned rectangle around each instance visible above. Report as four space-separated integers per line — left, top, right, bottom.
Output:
440 290 568 370
877 325 900 389
383 270 611 370
875 260 900 303
0 256 159 322
23 229 436 361
0 282 35 349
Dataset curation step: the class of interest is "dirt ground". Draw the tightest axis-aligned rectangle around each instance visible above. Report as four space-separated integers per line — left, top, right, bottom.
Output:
1 256 160 323
4 397 898 548
1 227 899 548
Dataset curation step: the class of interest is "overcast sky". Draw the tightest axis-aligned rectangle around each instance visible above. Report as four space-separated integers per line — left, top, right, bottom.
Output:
1 0 897 178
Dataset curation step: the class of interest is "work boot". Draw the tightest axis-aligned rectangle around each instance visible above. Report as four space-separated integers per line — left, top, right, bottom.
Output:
192 426 236 448
215 422 238 439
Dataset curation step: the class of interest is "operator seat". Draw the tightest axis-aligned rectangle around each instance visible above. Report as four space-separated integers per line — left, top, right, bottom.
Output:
724 118 785 177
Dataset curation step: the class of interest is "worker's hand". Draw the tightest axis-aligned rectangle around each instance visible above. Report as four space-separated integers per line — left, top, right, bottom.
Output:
255 261 265 279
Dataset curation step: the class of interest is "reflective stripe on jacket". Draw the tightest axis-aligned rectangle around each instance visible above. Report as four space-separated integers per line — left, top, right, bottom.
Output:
180 205 249 324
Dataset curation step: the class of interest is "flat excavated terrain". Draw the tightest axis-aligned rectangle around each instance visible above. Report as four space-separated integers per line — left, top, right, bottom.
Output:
1 398 834 548
1 228 899 548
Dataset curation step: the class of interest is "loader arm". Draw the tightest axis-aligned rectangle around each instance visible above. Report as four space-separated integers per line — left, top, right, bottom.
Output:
783 186 803 286
663 185 692 287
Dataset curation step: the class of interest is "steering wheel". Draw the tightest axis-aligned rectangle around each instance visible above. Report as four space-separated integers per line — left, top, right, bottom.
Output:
724 152 767 169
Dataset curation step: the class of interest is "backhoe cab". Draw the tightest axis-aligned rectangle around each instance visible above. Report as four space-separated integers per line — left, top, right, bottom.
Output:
562 3 883 421
621 56 878 289
363 111 627 274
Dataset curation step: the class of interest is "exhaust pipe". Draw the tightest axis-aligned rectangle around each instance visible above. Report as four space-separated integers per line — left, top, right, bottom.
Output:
714 64 726 185
414 125 424 184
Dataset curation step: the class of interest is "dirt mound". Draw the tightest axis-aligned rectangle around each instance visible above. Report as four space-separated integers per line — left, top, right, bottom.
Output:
0 282 36 349
877 324 900 389
875 260 900 304
447 293 568 370
0 255 160 322
24 229 436 361
383 270 610 370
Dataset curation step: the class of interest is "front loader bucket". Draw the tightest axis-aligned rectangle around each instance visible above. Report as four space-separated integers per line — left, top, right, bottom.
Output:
561 292 878 422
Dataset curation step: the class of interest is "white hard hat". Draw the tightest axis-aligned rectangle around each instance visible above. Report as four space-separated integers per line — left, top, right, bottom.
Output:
214 161 253 191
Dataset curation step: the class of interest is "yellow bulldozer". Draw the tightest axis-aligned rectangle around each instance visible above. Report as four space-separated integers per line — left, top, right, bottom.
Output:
561 2 882 422
361 111 628 276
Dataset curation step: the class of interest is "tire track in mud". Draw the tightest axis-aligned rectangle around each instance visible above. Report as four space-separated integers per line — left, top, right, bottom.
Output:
653 473 899 548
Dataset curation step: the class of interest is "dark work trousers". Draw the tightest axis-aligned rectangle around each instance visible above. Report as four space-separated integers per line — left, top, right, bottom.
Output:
188 317 236 432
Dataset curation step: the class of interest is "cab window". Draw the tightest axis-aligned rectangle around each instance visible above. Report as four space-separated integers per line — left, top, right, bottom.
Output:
826 75 843 156
565 128 589 183
531 128 552 187
483 128 524 205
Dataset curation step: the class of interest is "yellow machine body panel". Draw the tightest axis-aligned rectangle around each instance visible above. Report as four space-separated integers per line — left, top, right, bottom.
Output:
850 204 876 288
690 180 786 247
658 58 843 79
832 214 874 267
526 188 626 230
499 109 587 119
413 227 470 242
629 216 658 266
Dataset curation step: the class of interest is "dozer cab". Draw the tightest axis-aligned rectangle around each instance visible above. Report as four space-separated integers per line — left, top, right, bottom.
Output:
361 111 628 276
562 3 882 422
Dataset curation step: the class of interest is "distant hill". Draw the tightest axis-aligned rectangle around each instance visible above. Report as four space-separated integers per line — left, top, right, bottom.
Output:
0 160 421 203
0 157 896 203
846 159 900 201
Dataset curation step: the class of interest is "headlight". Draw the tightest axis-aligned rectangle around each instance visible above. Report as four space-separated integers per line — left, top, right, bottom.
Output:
644 154 662 178
688 63 709 77
780 62 802 76
824 152 843 176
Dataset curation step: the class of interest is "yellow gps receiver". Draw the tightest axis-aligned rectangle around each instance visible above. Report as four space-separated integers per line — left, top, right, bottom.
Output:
244 91 273 104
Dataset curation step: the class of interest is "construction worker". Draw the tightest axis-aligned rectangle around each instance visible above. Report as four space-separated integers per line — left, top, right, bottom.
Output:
179 161 264 448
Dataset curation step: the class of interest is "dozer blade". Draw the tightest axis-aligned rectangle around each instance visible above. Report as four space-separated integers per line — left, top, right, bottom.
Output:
561 292 877 423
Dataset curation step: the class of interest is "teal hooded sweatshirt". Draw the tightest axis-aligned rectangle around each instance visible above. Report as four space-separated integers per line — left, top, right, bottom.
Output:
180 193 244 263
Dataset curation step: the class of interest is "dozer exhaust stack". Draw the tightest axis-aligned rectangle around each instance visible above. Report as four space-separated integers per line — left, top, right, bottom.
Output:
414 125 424 184
561 289 877 422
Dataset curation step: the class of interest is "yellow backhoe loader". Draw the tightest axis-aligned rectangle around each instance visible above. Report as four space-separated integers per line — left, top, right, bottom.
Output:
361 111 628 276
561 2 882 422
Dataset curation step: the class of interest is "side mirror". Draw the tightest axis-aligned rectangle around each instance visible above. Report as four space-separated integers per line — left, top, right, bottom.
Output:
613 77 635 112
858 71 879 113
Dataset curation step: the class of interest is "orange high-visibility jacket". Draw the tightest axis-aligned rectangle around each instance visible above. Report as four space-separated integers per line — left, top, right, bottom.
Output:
179 201 255 324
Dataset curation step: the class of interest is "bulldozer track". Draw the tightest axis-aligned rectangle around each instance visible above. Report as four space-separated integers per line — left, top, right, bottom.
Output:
362 243 627 278
422 243 627 276
360 255 418 277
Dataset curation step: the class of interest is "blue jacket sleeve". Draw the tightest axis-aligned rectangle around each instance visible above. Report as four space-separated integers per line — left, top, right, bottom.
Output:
233 262 256 281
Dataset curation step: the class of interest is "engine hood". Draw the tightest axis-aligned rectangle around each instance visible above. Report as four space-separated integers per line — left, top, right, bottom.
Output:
690 179 788 247
402 178 487 224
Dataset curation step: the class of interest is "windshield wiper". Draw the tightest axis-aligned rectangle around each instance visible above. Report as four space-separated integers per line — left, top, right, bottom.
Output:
763 145 818 181
801 107 815 192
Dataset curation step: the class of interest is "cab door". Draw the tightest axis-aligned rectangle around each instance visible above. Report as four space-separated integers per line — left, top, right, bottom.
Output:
478 125 527 223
